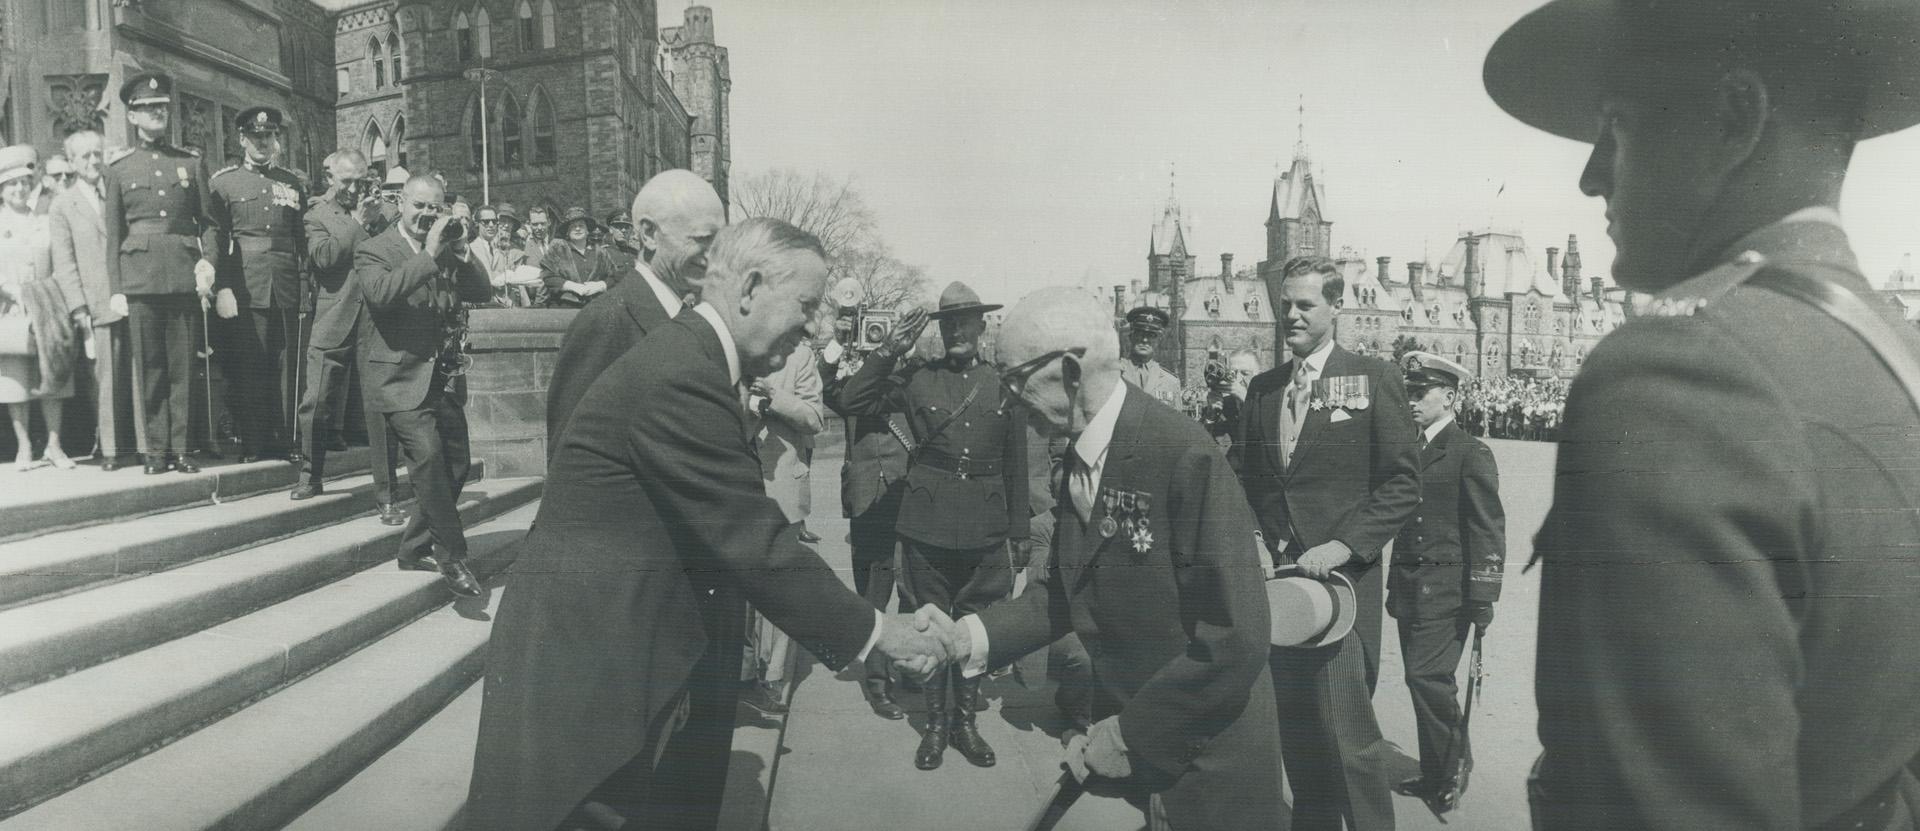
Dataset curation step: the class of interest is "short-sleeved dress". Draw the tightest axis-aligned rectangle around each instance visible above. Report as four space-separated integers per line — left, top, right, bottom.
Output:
0 209 59 403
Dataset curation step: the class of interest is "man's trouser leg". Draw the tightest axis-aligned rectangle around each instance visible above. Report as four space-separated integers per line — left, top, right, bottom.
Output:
219 307 292 455
299 338 397 502
849 485 904 607
1270 636 1396 831
92 320 141 458
1400 615 1471 785
383 383 469 563
128 295 194 455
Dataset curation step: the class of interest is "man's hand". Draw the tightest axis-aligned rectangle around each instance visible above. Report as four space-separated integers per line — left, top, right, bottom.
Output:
214 288 239 319
1008 538 1031 570
109 294 128 318
1295 540 1353 580
881 307 929 357
193 259 216 295
748 378 774 399
423 214 454 257
1066 716 1132 782
582 280 607 297
72 307 91 329
1464 601 1495 630
876 604 954 681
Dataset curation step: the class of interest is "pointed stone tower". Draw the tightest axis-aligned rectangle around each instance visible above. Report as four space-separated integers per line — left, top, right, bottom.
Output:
1259 100 1333 283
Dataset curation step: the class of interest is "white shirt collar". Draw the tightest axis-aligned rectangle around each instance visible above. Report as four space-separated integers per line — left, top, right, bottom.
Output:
690 301 741 386
1291 337 1336 378
1778 205 1844 229
1071 379 1131 488
1423 413 1455 443
633 256 684 317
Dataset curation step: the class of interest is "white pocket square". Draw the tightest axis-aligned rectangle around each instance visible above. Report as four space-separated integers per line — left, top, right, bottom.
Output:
1329 409 1353 424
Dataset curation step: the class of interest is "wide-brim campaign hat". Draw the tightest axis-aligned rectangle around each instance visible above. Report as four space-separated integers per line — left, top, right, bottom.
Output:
1484 0 1920 143
0 146 38 186
926 281 1002 320
1266 565 1358 648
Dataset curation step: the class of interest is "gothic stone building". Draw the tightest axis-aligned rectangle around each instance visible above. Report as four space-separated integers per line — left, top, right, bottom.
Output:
1122 144 1633 386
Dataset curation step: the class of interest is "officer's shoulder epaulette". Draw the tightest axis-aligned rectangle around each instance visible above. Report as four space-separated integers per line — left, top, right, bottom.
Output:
211 164 241 180
1641 250 1768 319
105 147 137 166
179 145 201 158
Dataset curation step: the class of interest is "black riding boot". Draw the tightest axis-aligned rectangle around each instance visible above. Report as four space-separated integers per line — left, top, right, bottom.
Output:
863 652 905 720
949 669 997 767
914 668 948 770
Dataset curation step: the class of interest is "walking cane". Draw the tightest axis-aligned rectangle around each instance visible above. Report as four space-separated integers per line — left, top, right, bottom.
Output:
198 293 221 459
1025 729 1088 831
1423 623 1485 818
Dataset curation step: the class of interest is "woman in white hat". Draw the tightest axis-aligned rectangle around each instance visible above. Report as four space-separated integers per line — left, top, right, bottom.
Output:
0 144 79 471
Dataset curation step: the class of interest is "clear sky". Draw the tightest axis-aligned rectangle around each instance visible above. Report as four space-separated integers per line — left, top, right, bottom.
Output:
666 0 1920 307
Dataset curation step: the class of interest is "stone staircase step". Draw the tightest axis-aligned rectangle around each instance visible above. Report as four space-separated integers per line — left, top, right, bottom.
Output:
0 500 537 813
0 556 511 831
283 681 485 831
0 450 370 543
0 472 386 609
0 478 540 692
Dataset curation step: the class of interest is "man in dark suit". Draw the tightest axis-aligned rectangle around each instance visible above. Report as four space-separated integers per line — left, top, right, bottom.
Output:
48 129 141 471
544 169 724 455
1485 3 1920 828
1237 255 1421 831
938 287 1285 830
353 174 489 597
1386 351 1504 814
468 217 948 831
290 148 401 524
103 73 218 475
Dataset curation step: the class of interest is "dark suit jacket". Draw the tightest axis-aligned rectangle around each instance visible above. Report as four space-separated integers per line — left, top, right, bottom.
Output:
1387 419 1504 621
978 385 1282 829
467 313 878 831
542 263 654 456
1238 344 1421 665
352 226 491 413
1532 217 1920 830
303 197 371 351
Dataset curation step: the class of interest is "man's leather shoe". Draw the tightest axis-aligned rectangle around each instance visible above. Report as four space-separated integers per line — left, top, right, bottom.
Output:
740 680 790 718
376 502 407 526
798 529 821 544
100 455 131 472
171 455 200 474
1394 776 1438 799
289 482 323 500
143 455 168 475
440 560 483 597
397 555 438 572
863 676 906 720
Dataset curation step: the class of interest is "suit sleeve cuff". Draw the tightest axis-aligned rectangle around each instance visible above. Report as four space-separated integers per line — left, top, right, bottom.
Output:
958 614 991 679
855 609 884 663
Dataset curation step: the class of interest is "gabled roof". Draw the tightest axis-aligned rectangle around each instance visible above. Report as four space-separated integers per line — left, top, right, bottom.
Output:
1437 230 1565 300
1268 154 1328 224
1150 198 1188 256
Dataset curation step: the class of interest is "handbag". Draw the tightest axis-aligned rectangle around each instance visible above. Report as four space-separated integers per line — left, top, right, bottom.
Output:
0 315 30 357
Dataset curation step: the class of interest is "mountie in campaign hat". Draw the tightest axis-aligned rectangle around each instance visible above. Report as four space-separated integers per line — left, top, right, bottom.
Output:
1125 305 1171 334
1402 350 1474 392
235 106 285 135
1266 564 1358 648
1484 0 1920 143
0 146 39 187
120 73 173 107
603 210 634 230
557 206 599 234
926 281 1002 320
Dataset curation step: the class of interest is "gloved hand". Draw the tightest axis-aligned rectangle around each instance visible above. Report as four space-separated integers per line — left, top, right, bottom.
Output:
109 294 128 318
194 259 216 295
214 288 239 319
1066 716 1132 782
1463 601 1495 630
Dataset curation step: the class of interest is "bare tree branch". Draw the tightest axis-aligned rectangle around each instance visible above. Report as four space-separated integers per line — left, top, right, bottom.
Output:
731 168 931 311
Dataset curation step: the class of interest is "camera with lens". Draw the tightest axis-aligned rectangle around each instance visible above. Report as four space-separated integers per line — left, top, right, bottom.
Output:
856 308 895 352
413 211 467 240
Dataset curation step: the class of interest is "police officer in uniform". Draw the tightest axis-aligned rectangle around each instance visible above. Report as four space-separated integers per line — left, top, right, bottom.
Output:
1119 305 1181 405
103 73 216 475
836 280 1027 771
1485 2 1920 828
1387 351 1503 814
207 106 305 462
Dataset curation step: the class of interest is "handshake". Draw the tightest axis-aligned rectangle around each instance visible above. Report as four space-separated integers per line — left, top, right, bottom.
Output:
874 604 973 682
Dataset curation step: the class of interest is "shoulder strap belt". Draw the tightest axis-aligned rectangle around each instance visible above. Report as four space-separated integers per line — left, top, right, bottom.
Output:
1749 266 1920 414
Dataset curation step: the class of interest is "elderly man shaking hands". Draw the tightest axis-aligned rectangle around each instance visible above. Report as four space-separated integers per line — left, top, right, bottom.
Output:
924 287 1285 830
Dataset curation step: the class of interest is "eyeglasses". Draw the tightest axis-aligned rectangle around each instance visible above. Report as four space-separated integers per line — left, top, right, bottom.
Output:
998 348 1083 398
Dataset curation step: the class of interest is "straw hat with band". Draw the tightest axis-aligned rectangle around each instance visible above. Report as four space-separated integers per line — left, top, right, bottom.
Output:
1265 564 1358 648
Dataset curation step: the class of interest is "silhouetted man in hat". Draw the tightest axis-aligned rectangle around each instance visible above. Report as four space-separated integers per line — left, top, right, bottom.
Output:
836 280 1028 771
1485 1 1920 827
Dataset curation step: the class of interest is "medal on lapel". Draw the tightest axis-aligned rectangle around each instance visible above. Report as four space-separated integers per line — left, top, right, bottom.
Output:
176 166 190 189
1130 492 1154 553
1119 491 1137 542
1097 488 1119 539
1349 376 1372 410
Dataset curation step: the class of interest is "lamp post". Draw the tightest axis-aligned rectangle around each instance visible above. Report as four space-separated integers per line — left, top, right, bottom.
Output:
463 67 502 204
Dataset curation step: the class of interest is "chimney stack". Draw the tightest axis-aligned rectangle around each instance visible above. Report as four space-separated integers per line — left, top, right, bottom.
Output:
1376 256 1391 284
1113 285 1127 318
1408 262 1425 301
1591 276 1605 304
1563 234 1583 289
1222 253 1235 294
1463 235 1483 298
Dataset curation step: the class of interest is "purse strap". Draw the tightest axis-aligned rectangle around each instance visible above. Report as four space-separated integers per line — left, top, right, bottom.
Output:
1749 265 1920 414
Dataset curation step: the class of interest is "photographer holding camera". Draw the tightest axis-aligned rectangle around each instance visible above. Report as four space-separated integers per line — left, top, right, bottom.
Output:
351 173 492 597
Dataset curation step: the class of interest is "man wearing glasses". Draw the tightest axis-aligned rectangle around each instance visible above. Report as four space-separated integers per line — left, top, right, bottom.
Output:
353 174 491 596
836 280 1027 772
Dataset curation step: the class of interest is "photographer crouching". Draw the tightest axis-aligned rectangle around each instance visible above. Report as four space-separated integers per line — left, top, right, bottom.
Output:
352 173 490 597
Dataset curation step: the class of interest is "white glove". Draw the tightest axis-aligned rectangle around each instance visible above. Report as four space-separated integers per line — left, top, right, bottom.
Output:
194 259 216 294
214 288 239 319
109 294 129 318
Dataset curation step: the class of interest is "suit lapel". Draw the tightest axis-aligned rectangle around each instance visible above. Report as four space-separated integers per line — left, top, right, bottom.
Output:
1286 347 1347 477
1422 423 1452 468
1263 359 1295 476
619 267 662 333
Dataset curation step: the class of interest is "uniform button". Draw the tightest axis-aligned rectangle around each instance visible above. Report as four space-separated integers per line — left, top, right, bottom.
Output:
1415 517 1423 524
150 154 159 161
707 588 716 596
156 189 165 196
159 210 167 217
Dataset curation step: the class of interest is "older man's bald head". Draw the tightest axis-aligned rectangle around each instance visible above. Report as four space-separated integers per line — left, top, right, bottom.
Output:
629 169 726 296
402 173 445 203
999 287 1122 370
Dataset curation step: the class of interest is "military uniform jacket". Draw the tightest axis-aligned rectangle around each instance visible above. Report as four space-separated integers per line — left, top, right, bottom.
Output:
824 350 913 520
102 141 213 296
303 197 372 350
468 313 877 831
977 385 1283 829
1121 358 1182 405
352 226 492 413
1532 215 1920 830
837 350 1028 549
1387 419 1504 621
207 162 305 309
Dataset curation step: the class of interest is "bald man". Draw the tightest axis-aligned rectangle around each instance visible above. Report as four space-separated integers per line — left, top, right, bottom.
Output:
545 169 726 457
355 174 491 597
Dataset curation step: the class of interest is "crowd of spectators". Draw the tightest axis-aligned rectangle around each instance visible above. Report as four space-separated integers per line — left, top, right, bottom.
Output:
1458 375 1568 441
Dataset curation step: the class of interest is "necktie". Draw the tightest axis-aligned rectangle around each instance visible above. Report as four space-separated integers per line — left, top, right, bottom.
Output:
1067 450 1094 525
1280 361 1310 464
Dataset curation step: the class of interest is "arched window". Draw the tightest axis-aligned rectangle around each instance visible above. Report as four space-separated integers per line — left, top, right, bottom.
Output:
392 115 408 169
389 33 404 82
529 89 555 165
517 0 537 51
474 6 493 59
365 119 387 178
539 0 556 48
369 37 386 88
455 11 473 62
466 95 485 170
497 92 524 169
